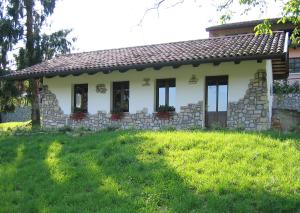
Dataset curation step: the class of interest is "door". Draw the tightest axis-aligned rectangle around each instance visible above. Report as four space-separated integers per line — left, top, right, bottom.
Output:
205 76 228 128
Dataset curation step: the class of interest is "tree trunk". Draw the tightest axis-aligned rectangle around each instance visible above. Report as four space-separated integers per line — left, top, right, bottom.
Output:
30 79 40 126
25 0 40 127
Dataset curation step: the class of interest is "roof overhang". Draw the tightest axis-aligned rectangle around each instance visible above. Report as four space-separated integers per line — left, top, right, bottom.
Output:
0 31 289 81
0 54 288 81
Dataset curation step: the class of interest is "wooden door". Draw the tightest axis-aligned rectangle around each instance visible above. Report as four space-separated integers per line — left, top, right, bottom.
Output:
205 76 228 128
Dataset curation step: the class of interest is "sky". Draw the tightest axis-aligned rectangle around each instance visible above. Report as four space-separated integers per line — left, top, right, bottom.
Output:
46 0 284 52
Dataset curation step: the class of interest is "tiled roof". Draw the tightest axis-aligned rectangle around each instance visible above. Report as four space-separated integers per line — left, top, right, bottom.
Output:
2 32 287 80
206 18 281 31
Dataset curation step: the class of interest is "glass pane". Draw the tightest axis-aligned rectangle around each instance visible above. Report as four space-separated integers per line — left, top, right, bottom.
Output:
218 85 228 112
75 93 82 108
207 85 217 112
123 89 129 112
113 82 129 112
169 87 176 107
114 90 122 110
159 88 166 106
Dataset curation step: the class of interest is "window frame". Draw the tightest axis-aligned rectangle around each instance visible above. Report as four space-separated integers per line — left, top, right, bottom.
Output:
112 81 130 112
205 76 228 113
73 84 88 113
156 78 176 111
289 58 300 73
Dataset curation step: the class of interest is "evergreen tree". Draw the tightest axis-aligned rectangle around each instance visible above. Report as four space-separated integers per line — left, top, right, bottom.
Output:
0 0 74 126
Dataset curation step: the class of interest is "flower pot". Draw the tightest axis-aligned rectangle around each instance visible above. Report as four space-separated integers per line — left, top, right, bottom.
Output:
156 111 172 120
111 113 123 121
70 112 86 121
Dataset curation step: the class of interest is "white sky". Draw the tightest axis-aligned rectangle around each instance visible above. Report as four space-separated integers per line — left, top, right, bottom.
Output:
47 0 284 52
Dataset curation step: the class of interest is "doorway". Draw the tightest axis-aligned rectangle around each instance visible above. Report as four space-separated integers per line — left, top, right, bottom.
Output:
205 76 228 128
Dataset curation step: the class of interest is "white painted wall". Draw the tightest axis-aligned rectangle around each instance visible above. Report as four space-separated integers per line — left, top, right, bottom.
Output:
43 60 266 115
266 59 273 126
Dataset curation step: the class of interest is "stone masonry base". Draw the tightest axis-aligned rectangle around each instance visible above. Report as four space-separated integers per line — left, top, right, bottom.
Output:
40 86 203 130
40 70 270 131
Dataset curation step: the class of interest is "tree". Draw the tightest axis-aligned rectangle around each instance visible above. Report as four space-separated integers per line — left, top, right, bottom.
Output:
0 0 74 126
217 0 300 45
145 0 300 45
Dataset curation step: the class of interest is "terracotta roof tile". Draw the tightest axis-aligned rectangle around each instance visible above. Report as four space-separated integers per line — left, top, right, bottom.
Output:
2 32 287 79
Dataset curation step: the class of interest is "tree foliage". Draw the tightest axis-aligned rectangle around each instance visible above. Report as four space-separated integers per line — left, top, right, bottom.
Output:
0 0 75 124
146 0 300 45
218 0 300 45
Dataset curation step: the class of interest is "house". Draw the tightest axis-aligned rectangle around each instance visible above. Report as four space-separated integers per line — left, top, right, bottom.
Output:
206 18 300 83
1 32 289 130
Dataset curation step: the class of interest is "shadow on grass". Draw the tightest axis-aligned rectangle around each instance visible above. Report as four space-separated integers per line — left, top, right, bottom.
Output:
0 131 299 212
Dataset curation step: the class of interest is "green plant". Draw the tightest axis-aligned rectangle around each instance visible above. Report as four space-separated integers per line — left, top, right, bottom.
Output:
210 122 227 130
156 105 175 119
157 105 175 113
187 125 203 131
160 125 176 131
58 126 72 133
103 124 121 132
273 81 300 94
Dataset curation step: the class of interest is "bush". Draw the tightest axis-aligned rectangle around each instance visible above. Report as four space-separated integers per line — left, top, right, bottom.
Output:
157 105 175 112
187 125 202 131
103 125 121 132
273 81 300 94
58 126 72 133
160 125 176 131
210 122 227 131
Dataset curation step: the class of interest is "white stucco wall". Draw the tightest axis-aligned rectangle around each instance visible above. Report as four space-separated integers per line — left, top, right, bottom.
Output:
266 59 273 126
43 60 266 115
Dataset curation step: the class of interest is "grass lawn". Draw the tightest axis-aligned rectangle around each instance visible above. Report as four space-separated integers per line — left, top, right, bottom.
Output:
0 121 31 131
0 127 299 212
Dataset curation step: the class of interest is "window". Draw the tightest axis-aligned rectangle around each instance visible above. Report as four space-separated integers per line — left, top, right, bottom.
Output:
112 81 129 112
156 79 176 110
289 58 300 73
73 84 88 113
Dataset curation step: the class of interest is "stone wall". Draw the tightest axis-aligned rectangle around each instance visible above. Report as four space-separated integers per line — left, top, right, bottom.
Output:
0 106 31 123
227 70 270 130
40 85 203 130
273 93 300 112
272 109 300 131
272 93 300 131
40 69 271 131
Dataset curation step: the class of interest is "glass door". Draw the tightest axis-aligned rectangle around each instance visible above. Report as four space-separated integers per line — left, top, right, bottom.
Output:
205 76 228 128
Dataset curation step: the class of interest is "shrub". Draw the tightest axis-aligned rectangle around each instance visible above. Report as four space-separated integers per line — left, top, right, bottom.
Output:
58 126 72 133
103 124 121 132
156 105 175 119
187 125 202 131
273 81 300 94
160 125 176 131
157 105 175 112
210 122 227 131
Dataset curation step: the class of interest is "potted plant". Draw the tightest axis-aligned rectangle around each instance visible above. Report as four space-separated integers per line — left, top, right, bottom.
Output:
70 111 86 121
111 108 124 121
156 105 175 119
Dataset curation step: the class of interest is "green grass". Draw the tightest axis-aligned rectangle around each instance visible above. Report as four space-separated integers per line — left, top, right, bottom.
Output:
0 121 31 131
0 128 299 212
